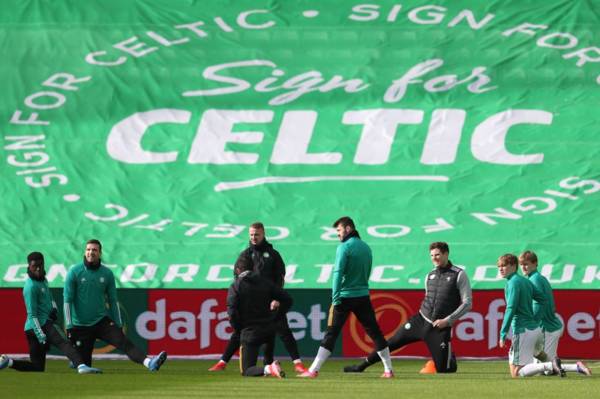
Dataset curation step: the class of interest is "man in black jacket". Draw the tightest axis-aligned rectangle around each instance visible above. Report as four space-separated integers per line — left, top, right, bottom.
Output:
227 254 292 377
209 222 308 373
344 242 472 374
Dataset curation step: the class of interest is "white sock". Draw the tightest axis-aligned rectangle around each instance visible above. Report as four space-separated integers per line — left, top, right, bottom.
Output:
264 364 271 375
8 358 14 367
217 360 226 365
308 347 331 373
293 359 302 364
377 347 393 373
518 362 550 377
143 358 151 368
536 356 553 374
563 363 578 372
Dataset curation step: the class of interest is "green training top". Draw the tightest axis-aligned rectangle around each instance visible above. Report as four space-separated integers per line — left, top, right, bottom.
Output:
63 262 122 328
500 271 544 341
527 270 563 333
331 235 372 305
23 277 56 343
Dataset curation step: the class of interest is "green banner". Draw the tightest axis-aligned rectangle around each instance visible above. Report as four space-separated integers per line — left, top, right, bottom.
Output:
2 1 600 289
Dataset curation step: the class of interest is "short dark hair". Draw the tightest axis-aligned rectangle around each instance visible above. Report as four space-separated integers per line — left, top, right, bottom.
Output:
27 251 44 264
86 239 102 251
234 253 253 274
332 216 355 229
249 222 264 230
519 250 538 264
429 242 449 254
498 253 518 267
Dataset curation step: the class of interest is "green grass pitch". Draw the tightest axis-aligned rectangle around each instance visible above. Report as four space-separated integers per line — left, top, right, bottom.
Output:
1 359 597 398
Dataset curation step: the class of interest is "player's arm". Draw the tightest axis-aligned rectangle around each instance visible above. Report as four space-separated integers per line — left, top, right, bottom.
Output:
226 284 242 331
499 283 516 344
24 284 46 344
63 268 76 329
529 278 546 322
271 283 293 317
442 270 473 327
106 271 123 327
48 298 59 323
331 245 347 305
273 250 286 288
531 280 547 306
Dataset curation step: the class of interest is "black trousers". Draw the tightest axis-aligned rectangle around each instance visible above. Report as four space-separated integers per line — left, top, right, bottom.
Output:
239 325 276 377
221 329 241 362
221 315 300 363
365 312 457 373
321 296 388 352
11 321 84 372
264 315 301 363
69 317 145 367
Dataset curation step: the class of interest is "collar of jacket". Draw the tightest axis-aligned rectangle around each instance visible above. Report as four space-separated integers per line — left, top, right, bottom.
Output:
342 229 361 242
250 239 272 252
435 261 453 273
83 257 101 270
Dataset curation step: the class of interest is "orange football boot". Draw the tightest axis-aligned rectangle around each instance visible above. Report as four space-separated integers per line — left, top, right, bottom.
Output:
419 360 436 374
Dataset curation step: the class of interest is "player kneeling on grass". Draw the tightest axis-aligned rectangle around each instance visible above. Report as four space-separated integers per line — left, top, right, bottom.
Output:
519 251 591 376
498 253 564 378
0 252 101 374
227 254 292 378
64 239 167 372
344 241 470 375
208 223 308 374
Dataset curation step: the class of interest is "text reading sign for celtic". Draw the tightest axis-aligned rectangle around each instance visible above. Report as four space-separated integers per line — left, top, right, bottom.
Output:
2 2 600 289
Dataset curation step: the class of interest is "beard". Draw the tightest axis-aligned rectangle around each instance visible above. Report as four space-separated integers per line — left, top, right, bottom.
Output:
27 268 46 281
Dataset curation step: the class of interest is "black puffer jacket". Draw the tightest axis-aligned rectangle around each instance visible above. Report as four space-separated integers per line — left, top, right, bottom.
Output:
238 240 286 287
419 262 463 322
227 271 292 331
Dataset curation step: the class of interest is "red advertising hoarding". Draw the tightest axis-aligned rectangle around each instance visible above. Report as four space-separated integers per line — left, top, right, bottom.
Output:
3 288 598 359
141 289 333 356
142 290 232 356
2 289 28 353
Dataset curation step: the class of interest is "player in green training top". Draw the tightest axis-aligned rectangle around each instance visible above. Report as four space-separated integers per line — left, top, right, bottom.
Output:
519 250 592 376
497 253 565 378
64 239 167 371
299 216 394 378
0 252 101 374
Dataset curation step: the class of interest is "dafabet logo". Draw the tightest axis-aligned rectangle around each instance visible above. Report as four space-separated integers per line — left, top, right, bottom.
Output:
348 293 414 353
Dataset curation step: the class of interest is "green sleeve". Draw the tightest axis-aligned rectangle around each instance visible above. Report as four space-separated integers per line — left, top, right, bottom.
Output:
106 271 122 327
331 245 346 305
531 278 546 323
531 279 546 303
24 284 46 344
500 282 515 341
63 268 76 329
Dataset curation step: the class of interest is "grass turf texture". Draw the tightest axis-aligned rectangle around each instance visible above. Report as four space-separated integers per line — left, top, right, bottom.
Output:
1 359 597 398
